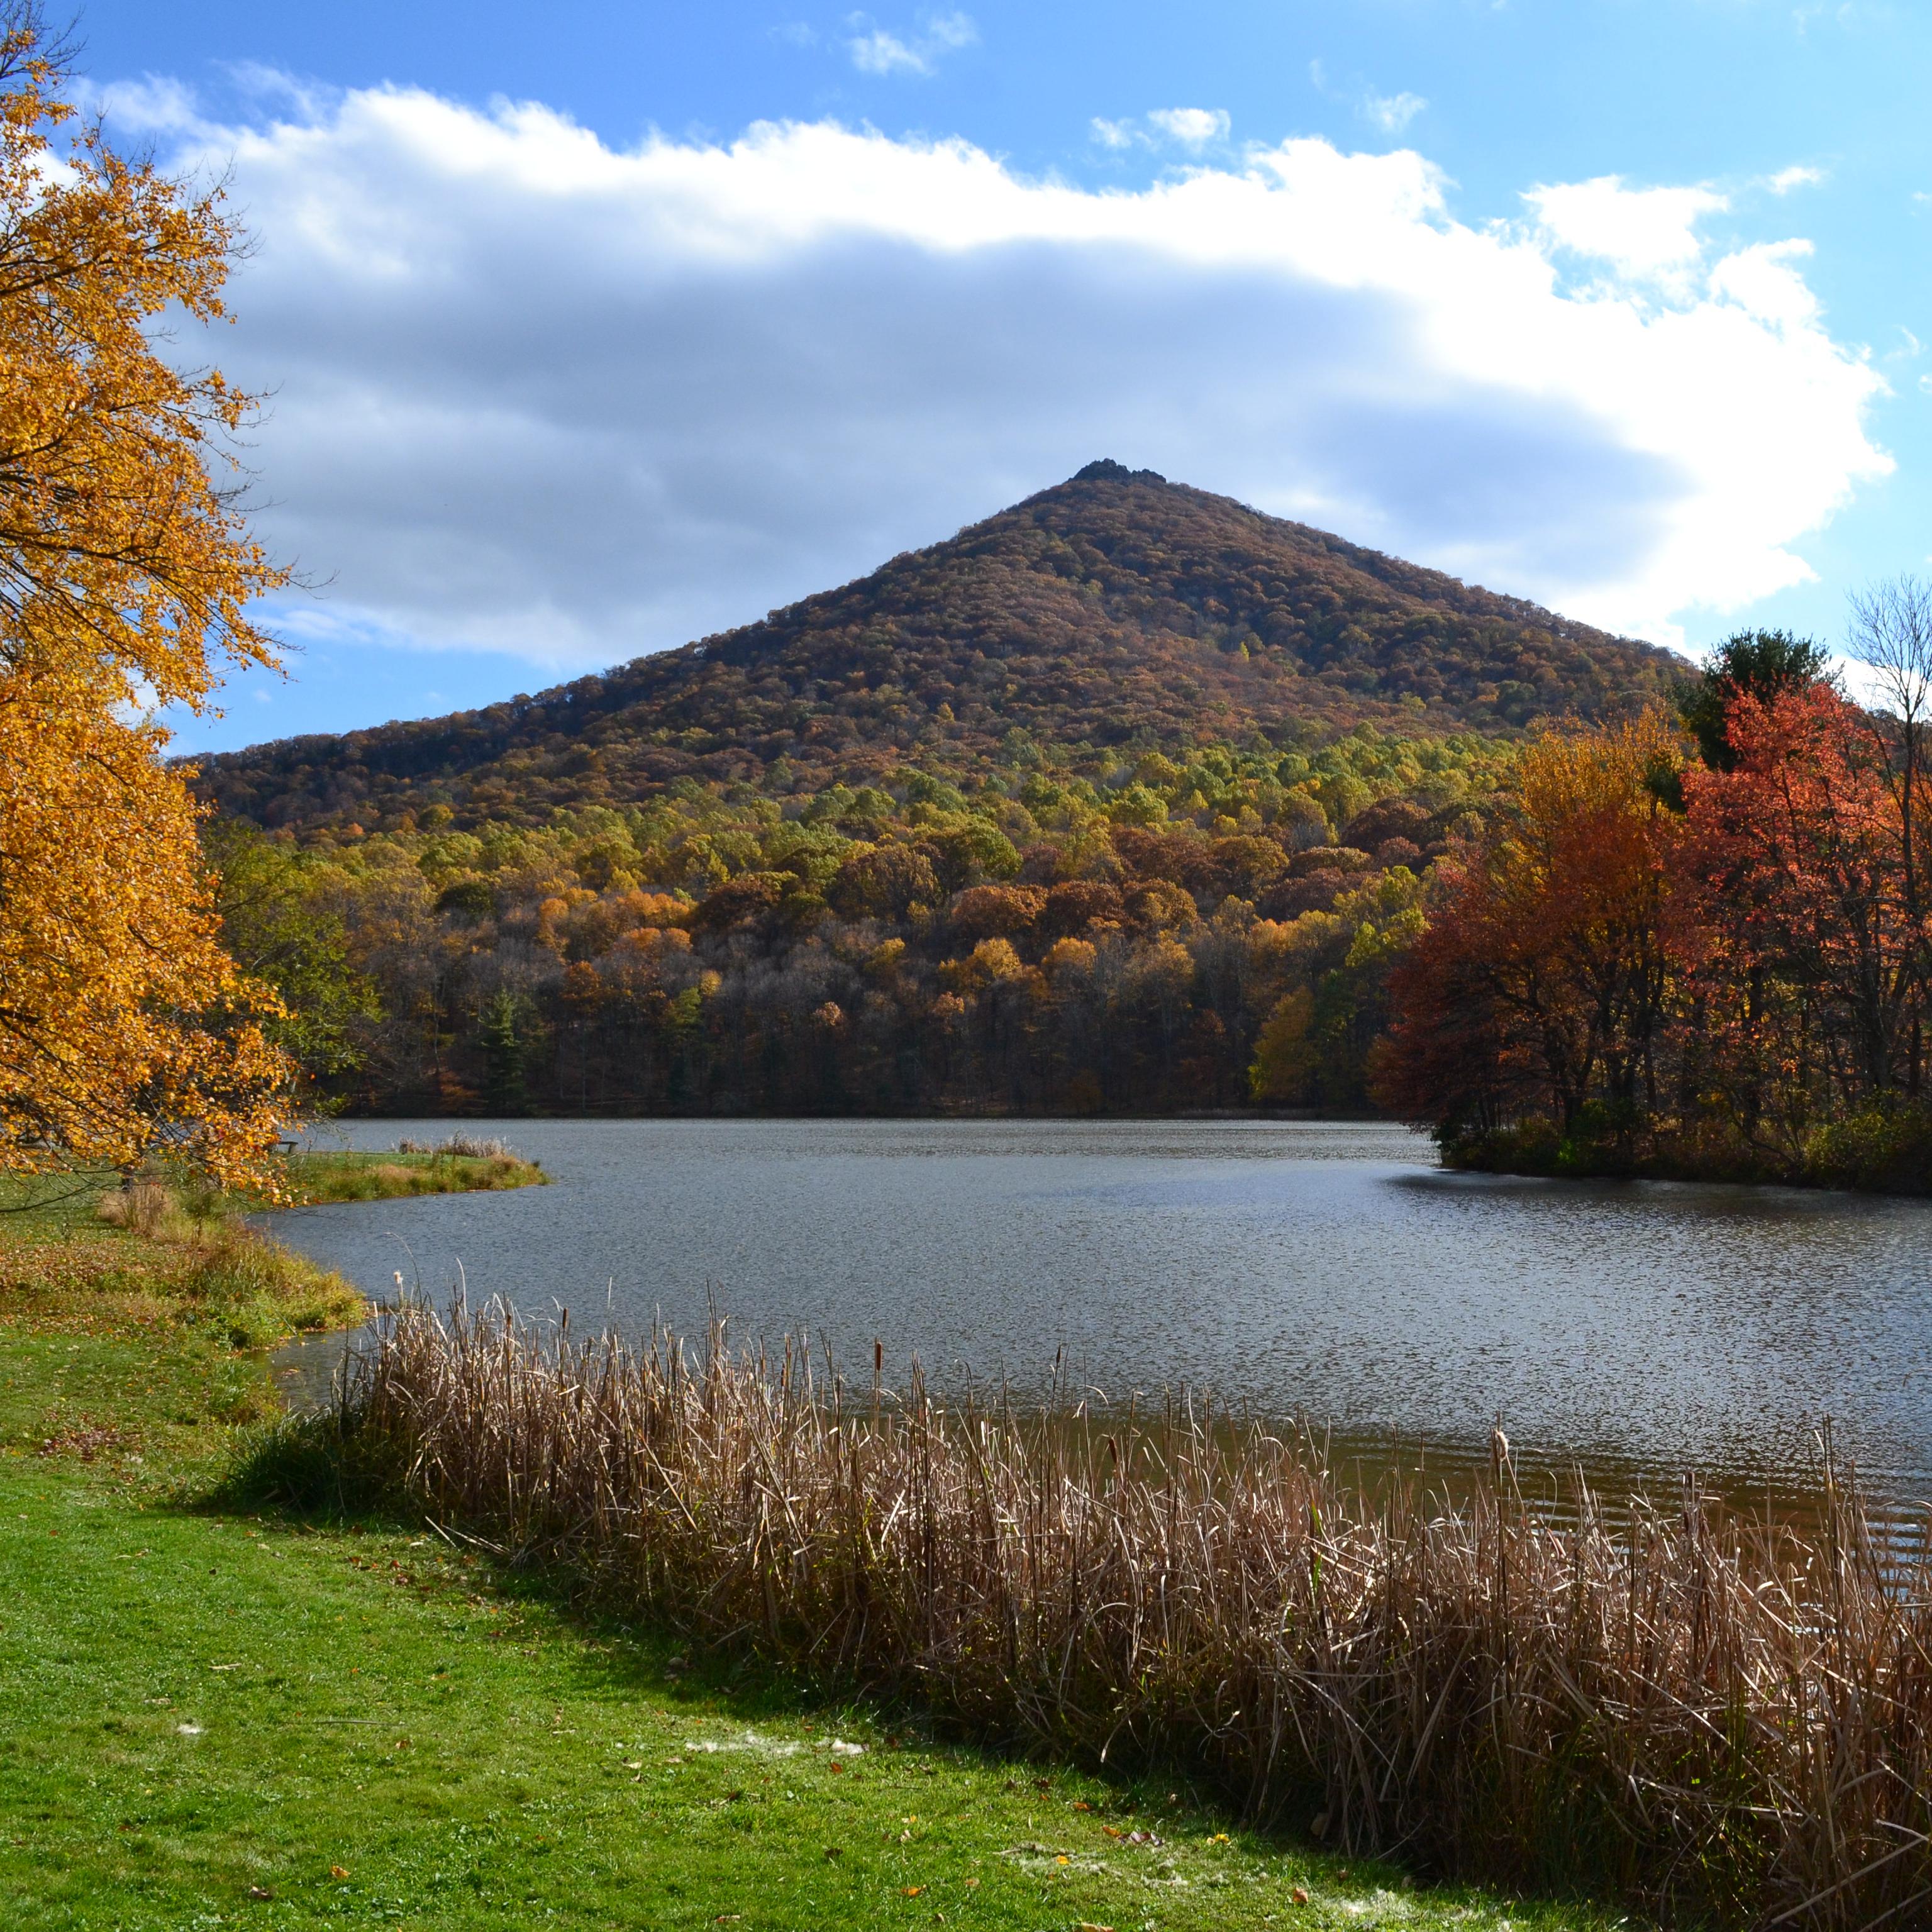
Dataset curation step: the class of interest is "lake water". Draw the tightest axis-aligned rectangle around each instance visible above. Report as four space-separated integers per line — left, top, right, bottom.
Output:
265 1118 1932 1503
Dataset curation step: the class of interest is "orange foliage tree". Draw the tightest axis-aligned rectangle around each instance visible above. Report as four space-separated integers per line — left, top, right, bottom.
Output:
1677 682 1929 1139
1379 719 1678 1143
0 14 291 1179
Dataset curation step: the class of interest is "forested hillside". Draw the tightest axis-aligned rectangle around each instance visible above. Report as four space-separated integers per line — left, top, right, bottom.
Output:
201 464 1692 1119
215 729 1511 1116
198 462 1678 835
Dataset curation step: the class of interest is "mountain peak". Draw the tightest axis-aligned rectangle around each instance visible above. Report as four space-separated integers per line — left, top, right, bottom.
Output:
1070 458 1169 485
197 470 1683 833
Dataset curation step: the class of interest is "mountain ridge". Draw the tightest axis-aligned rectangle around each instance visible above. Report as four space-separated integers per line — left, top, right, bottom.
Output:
198 464 1684 831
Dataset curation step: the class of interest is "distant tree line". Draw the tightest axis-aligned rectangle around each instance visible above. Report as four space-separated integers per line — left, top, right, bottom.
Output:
213 727 1511 1118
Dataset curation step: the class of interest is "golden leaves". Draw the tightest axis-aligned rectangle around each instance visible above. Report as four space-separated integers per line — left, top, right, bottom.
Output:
0 21 291 1183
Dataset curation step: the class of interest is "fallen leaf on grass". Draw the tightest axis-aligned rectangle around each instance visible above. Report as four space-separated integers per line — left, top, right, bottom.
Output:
247 1887 274 1901
904 1885 923 1896
1077 1922 1115 1931
1292 1885 1309 1904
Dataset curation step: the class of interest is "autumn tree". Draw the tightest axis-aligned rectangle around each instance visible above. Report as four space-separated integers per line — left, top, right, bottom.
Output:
0 12 291 1179
1679 682 1926 1112
1848 575 1932 1078
1675 629 1831 774
204 823 380 1093
1379 719 1679 1144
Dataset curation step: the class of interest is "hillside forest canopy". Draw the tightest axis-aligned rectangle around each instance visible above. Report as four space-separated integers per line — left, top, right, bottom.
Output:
191 459 1690 1132
209 579 1932 1196
209 724 1507 1121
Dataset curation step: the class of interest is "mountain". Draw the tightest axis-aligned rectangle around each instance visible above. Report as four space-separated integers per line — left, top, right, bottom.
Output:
197 461 1683 831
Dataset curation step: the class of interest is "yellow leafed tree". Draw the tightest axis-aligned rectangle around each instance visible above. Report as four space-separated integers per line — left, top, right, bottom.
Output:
0 12 291 1181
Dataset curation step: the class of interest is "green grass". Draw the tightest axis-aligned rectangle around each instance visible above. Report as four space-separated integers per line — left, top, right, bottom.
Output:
0 1223 1626 1929
277 1148 548 1206
0 1171 366 1353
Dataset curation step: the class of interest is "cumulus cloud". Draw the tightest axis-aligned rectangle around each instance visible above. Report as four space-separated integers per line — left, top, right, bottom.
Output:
846 11 976 77
125 86 1886 665
1764 164 1824 194
1525 175 1729 282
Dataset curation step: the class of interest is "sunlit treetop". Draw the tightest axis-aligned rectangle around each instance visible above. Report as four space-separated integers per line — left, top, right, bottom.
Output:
0 5 292 1183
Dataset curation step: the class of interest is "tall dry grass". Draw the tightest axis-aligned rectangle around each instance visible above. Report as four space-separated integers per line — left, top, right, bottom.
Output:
394 1133 516 1160
96 1178 180 1238
344 1301 1932 1929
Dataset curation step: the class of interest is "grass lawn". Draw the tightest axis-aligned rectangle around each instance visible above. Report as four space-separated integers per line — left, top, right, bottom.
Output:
0 1183 1625 1931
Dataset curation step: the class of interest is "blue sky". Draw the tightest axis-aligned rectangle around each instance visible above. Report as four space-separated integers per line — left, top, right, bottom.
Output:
76 1 1932 751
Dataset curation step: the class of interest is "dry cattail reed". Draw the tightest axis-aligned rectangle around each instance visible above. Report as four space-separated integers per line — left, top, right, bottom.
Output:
344 1301 1932 1930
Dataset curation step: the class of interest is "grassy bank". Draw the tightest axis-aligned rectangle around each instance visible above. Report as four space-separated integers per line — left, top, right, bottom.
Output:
0 1138 543 1351
1440 1104 1932 1193
0 1180 1603 1929
0 1169 366 1352
330 1302 1932 1932
278 1138 548 1206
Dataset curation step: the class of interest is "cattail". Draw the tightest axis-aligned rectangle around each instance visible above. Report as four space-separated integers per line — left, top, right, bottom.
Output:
341 1300 1932 1931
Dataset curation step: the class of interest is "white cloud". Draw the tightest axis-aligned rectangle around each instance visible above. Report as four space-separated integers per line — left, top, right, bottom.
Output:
125 85 1886 665
1362 91 1426 134
848 29 924 75
1145 106 1230 149
1525 175 1729 282
93 74 216 136
847 11 975 77
1091 108 1231 153
1764 164 1824 194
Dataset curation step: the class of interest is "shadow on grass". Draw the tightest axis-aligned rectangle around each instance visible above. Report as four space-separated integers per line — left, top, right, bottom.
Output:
203 1406 1350 1872
202 1402 416 1525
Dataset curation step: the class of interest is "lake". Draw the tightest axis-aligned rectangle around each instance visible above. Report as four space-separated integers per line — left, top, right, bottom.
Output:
266 1118 1932 1503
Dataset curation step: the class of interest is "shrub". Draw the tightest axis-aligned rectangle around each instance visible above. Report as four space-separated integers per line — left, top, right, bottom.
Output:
96 1179 180 1238
1804 1107 1932 1192
169 1230 365 1348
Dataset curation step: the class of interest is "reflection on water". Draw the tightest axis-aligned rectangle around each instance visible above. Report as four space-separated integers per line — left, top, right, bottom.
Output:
264 1118 1932 1504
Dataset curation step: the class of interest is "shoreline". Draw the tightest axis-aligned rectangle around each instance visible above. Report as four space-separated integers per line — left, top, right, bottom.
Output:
1440 1120 1932 1197
0 1157 1567 1930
